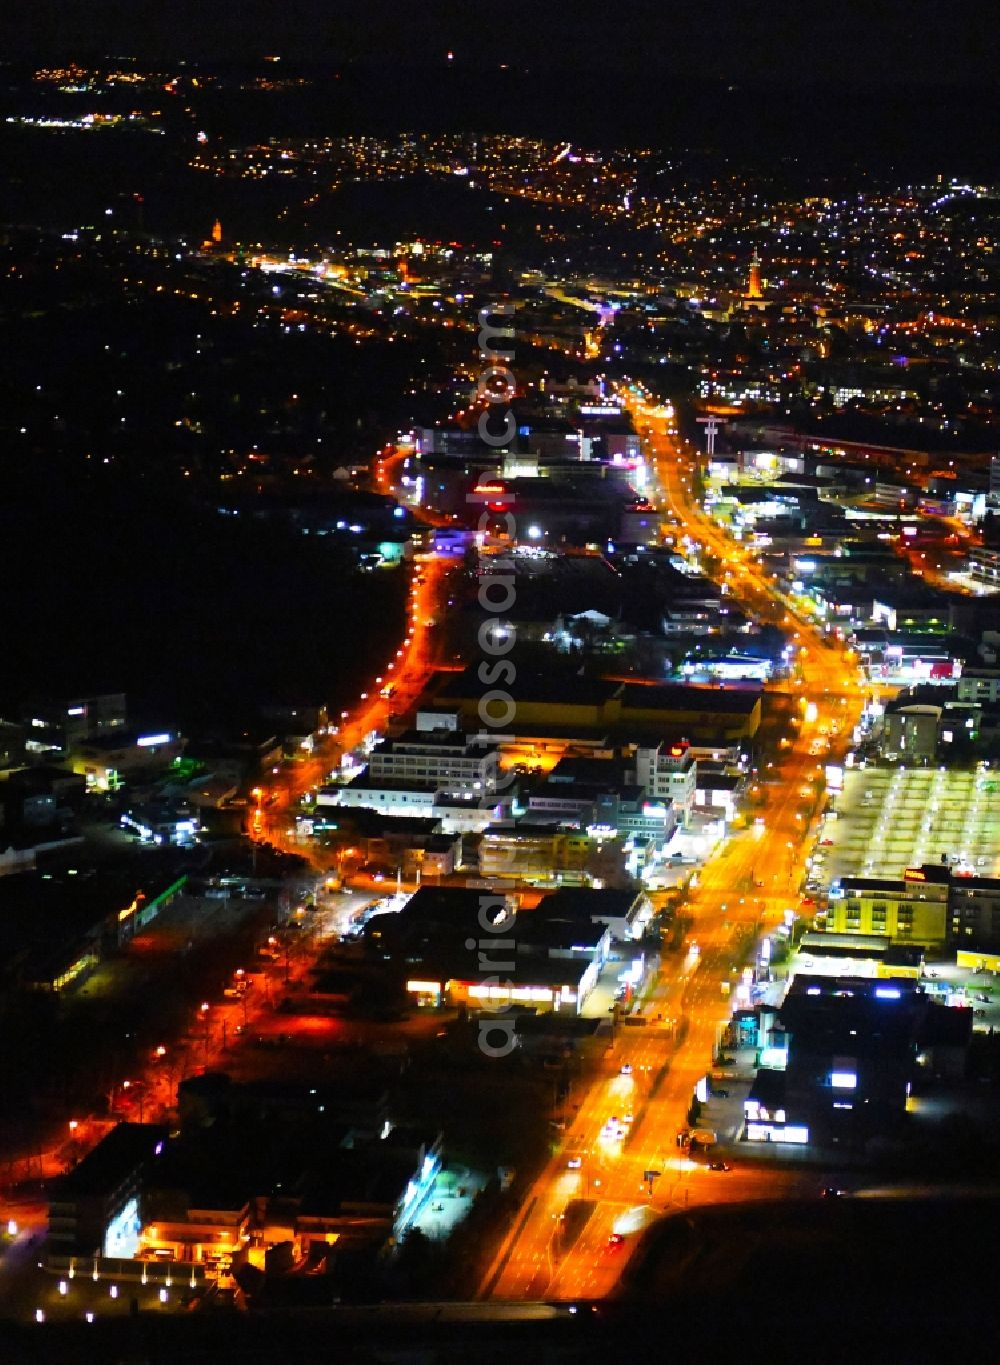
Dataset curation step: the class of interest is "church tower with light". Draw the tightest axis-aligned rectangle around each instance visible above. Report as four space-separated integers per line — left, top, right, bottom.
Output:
733 247 768 316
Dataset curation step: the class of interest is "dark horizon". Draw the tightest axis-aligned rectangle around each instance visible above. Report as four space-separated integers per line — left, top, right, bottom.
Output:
4 58 1000 177
2 0 999 85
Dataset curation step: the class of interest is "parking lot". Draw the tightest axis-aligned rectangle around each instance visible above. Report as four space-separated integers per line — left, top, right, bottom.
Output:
815 766 1000 888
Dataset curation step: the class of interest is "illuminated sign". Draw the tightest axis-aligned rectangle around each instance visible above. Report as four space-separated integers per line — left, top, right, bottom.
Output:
830 1071 857 1090
467 983 555 1002
118 897 142 923
67 706 86 717
137 733 171 748
904 868 925 882
103 1197 141 1260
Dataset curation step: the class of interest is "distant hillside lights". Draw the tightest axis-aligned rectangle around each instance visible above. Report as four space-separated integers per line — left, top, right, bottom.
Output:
470 302 521 1057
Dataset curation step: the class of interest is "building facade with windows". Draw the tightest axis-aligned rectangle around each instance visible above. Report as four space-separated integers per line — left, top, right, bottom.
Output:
827 863 1000 952
957 668 1000 705
827 867 949 947
366 731 500 798
632 742 697 824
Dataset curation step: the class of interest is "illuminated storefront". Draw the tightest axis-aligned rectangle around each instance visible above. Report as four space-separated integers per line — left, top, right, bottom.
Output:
405 959 599 1016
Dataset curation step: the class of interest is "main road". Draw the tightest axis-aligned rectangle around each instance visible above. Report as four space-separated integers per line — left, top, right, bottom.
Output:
480 396 867 1301
253 544 455 857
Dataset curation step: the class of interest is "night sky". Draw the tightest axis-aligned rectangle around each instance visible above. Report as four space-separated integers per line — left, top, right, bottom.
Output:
3 0 998 85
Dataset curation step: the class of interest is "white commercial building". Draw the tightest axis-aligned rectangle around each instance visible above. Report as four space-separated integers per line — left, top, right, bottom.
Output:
633 742 697 825
957 669 1000 705
319 778 498 835
366 730 500 798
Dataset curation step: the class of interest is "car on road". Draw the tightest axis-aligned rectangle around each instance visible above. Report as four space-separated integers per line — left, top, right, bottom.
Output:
566 1155 582 1169
620 1063 632 1076
606 1233 626 1249
712 1088 730 1099
708 1161 731 1172
821 1186 845 1198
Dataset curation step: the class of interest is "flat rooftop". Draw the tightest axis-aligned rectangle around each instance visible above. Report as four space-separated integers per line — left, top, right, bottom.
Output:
53 1122 167 1199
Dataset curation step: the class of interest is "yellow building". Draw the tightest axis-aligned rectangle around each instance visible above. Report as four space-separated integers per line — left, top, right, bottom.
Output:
480 824 596 884
826 868 949 947
432 672 761 742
